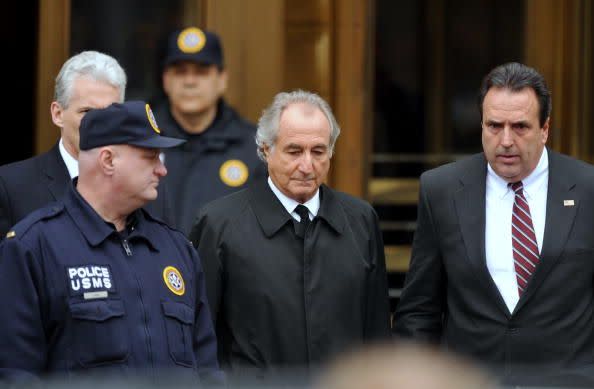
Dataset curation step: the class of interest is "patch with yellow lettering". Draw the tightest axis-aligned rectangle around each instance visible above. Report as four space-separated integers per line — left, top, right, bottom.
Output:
177 27 206 54
163 266 185 296
219 159 249 187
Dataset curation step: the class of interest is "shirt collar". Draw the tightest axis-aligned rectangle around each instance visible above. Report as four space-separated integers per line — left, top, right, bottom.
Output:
521 147 548 200
487 147 549 199
59 138 78 178
267 176 320 218
249 179 345 237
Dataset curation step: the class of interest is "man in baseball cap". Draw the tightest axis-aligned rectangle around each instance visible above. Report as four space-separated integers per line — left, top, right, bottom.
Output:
0 99 223 384
78 100 186 211
163 26 224 68
153 27 265 235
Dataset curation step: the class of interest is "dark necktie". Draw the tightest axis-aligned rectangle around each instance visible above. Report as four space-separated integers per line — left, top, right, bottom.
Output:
294 204 310 239
510 181 540 295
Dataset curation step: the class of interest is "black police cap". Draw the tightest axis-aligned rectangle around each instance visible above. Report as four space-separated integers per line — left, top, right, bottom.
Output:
79 101 186 150
163 27 224 68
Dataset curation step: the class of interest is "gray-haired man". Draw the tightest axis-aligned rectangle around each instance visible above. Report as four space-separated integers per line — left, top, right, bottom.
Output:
0 51 172 237
189 90 390 379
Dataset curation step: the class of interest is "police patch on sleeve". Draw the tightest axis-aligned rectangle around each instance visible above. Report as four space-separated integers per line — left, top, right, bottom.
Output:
67 265 114 298
219 159 249 187
163 266 185 296
177 27 206 53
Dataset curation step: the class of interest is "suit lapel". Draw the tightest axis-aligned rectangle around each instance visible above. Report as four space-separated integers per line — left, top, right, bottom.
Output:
514 150 577 313
42 144 71 201
454 154 511 317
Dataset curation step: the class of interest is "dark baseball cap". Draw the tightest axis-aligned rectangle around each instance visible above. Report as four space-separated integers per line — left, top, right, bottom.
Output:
163 27 224 68
79 101 186 150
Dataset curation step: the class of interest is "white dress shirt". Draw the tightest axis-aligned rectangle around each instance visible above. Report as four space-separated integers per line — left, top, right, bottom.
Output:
59 138 78 179
267 177 320 221
485 148 548 313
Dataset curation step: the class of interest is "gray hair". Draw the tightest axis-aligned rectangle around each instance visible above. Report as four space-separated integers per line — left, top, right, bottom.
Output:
54 51 127 108
255 90 341 162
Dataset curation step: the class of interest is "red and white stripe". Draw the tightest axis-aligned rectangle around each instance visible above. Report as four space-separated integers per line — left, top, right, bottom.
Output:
510 181 540 295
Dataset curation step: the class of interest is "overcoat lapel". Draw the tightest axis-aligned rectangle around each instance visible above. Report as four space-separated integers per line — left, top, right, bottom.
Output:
248 179 294 237
454 154 511 317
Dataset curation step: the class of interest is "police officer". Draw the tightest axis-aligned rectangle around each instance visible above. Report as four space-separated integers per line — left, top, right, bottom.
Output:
0 101 223 384
154 26 265 235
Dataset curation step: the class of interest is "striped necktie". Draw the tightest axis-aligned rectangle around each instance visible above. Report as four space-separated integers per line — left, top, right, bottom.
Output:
510 181 540 295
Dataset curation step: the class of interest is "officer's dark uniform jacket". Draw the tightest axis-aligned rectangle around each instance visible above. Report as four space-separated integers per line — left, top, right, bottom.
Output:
189 180 391 375
0 180 222 383
155 99 265 235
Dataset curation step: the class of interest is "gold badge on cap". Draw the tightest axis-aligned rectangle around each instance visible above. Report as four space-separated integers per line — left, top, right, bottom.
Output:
5 230 15 239
177 27 206 54
219 159 249 187
163 266 185 296
145 104 161 134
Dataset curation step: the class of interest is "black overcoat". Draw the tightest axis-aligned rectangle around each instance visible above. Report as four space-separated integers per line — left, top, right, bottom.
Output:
189 180 390 373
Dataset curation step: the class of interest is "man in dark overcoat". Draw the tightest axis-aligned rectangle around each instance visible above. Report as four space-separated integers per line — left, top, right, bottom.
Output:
189 90 390 381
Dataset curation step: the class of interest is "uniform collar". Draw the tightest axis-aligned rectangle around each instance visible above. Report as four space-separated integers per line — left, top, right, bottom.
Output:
164 99 244 146
203 99 244 141
248 179 345 237
64 179 158 250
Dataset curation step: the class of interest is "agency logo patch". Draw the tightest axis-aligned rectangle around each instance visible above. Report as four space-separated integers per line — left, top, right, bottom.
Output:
177 27 206 53
67 265 114 298
145 104 161 134
163 266 185 296
219 159 249 187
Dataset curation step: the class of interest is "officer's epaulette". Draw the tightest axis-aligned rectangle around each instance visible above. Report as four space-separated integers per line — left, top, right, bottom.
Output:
5 203 64 240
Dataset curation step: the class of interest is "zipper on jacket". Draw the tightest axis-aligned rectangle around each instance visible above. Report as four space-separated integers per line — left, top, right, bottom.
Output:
122 239 133 256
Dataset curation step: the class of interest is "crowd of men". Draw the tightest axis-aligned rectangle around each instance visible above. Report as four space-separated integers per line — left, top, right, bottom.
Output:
1 26 594 389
